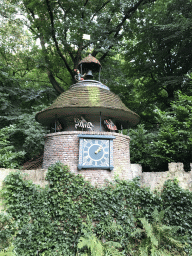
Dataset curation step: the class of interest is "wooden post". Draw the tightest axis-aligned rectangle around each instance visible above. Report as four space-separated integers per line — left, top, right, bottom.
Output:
100 112 102 131
55 115 57 133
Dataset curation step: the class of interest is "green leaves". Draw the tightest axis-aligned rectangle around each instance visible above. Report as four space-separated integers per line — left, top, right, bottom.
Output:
0 212 17 251
131 208 186 256
1 163 192 255
77 217 123 256
0 125 25 168
78 229 104 256
3 0 157 92
129 91 192 171
0 61 56 167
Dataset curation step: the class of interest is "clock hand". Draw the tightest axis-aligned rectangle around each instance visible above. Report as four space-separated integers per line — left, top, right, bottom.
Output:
95 146 103 154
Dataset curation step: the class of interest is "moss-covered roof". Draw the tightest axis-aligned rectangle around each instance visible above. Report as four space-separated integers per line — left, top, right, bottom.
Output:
35 81 140 126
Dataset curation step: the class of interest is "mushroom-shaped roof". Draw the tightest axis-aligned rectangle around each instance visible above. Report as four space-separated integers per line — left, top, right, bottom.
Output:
35 80 140 128
78 54 101 72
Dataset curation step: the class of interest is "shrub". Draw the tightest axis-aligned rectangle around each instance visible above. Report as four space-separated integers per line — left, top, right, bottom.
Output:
1 163 191 255
0 212 17 252
130 208 186 255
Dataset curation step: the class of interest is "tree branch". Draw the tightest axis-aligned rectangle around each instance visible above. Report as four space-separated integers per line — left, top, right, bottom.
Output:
26 7 64 94
95 0 155 61
57 0 71 19
84 0 89 7
40 34 64 94
98 45 113 62
56 75 69 86
91 0 110 21
47 70 64 94
45 0 73 79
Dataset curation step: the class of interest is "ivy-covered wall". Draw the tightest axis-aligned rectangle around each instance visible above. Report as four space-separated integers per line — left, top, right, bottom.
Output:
0 168 47 211
1 162 192 255
1 162 192 201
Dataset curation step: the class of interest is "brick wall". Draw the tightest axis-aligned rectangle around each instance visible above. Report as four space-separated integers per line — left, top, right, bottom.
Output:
43 131 131 186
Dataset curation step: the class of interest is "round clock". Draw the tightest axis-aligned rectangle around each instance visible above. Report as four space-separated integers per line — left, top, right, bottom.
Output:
83 139 109 167
89 144 104 161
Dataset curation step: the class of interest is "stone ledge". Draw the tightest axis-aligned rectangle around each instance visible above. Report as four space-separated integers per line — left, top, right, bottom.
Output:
131 162 192 191
45 130 130 140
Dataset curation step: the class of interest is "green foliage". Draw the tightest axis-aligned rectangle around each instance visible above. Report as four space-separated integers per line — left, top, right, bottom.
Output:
0 125 25 168
0 212 17 251
161 179 192 253
77 217 123 256
122 0 192 171
131 208 186 255
124 0 192 113
129 91 192 171
77 221 104 256
0 245 14 256
1 163 192 255
4 0 156 93
0 64 56 166
0 163 157 255
0 7 58 165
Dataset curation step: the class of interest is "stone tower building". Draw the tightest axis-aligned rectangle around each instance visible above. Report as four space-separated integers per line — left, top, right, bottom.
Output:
35 55 139 185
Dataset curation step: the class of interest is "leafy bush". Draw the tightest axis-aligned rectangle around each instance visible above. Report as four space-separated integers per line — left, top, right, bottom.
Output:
0 245 15 256
1 163 192 255
0 65 56 167
0 125 25 168
77 217 123 256
0 212 17 251
129 92 192 172
130 208 186 255
161 179 192 254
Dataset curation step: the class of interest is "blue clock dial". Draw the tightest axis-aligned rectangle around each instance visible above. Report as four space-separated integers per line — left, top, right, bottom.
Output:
78 135 115 170
89 144 104 160
83 139 109 167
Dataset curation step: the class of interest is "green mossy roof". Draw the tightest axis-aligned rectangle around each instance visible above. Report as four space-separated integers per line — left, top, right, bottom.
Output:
35 85 140 126
50 87 125 108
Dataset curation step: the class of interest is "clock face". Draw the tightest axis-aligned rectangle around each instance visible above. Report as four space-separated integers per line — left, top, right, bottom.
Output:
78 135 115 170
82 139 109 167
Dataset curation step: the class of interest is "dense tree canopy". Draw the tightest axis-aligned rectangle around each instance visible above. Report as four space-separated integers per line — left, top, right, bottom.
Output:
123 0 192 171
0 2 57 166
8 0 157 93
124 0 192 124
